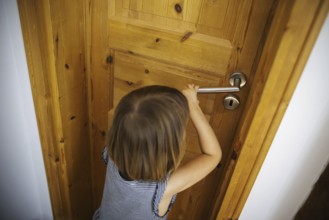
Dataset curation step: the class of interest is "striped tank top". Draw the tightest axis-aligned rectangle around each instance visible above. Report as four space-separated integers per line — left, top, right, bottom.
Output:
93 149 176 220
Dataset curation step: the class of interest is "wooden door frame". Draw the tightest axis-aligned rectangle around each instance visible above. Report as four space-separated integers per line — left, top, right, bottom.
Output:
17 0 92 219
17 0 328 219
216 0 329 219
18 1 72 218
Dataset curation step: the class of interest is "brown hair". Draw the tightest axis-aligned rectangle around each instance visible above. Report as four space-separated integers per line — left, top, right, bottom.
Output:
107 85 189 181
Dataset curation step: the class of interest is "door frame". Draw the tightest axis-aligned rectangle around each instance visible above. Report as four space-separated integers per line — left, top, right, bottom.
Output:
17 0 329 219
216 0 329 219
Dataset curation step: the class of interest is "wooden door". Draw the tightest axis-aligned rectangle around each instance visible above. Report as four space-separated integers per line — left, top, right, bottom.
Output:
89 0 274 219
18 0 327 219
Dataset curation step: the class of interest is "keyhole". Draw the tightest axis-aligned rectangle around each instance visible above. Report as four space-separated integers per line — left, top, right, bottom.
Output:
224 95 240 110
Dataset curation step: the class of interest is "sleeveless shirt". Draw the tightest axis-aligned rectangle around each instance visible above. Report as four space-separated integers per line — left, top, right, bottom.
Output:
93 149 176 220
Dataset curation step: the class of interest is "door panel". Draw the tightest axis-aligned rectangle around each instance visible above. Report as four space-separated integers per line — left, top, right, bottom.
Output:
108 19 232 74
110 0 245 39
94 0 274 219
113 51 218 110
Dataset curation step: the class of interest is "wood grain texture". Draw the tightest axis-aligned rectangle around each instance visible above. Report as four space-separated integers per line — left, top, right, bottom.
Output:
217 0 329 219
89 0 275 219
209 0 275 217
108 19 233 74
85 0 112 210
49 1 92 218
17 0 72 219
18 0 92 219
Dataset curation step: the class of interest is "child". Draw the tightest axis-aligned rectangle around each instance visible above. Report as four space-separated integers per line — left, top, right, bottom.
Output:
93 84 221 220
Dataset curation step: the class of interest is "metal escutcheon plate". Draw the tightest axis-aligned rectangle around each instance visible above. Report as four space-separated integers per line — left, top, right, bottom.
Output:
223 95 240 110
229 72 247 88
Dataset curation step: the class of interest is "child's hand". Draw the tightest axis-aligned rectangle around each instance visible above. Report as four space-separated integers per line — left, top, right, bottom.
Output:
182 84 200 108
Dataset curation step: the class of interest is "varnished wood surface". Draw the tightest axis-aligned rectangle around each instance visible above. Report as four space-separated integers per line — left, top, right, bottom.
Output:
18 0 92 219
85 0 112 210
101 0 274 219
18 1 71 218
217 0 329 219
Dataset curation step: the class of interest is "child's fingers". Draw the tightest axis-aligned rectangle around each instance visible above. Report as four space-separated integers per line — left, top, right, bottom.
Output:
191 84 199 93
186 84 199 90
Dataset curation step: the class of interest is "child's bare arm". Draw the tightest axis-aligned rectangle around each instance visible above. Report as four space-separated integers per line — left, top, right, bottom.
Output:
164 84 222 196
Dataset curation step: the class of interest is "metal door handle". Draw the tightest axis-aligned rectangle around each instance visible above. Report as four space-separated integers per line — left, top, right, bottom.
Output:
197 86 239 93
197 72 246 94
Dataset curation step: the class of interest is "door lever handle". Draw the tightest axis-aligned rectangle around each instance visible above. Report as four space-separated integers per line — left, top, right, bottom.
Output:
197 86 240 93
197 72 246 94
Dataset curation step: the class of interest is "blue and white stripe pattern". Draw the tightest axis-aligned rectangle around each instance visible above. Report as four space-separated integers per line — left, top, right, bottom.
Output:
153 176 177 218
101 145 108 165
94 154 177 220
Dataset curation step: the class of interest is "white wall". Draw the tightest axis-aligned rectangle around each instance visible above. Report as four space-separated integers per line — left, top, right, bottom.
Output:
240 14 329 220
0 0 53 219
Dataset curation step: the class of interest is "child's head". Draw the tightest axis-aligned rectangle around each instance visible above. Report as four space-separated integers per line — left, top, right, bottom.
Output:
108 85 189 181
